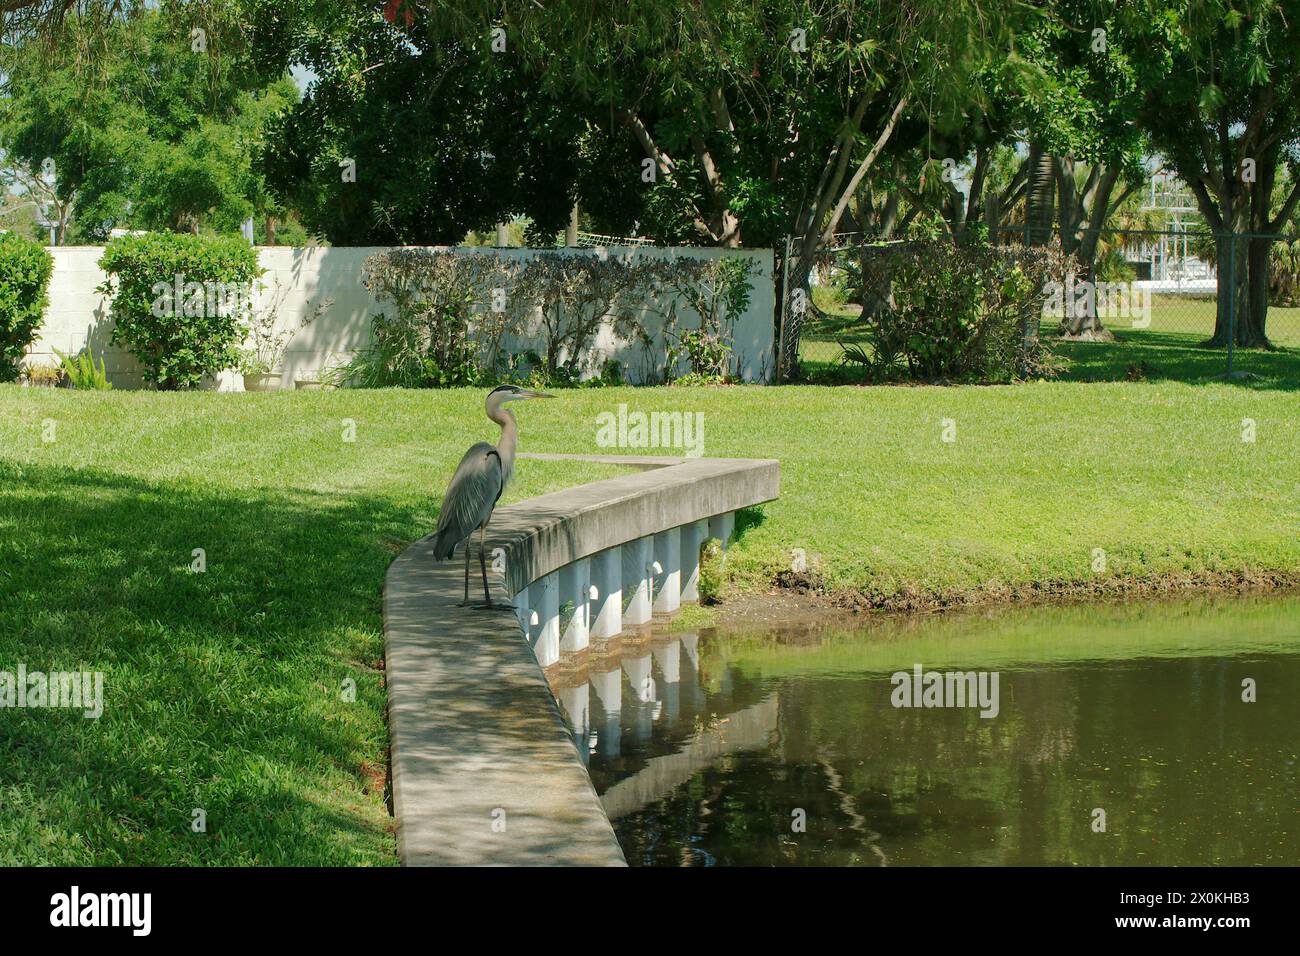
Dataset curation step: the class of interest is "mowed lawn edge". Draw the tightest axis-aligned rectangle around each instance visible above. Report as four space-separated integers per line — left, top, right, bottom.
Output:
1 380 1297 862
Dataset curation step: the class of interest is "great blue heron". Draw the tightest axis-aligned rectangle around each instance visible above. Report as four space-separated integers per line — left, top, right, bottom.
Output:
430 385 554 606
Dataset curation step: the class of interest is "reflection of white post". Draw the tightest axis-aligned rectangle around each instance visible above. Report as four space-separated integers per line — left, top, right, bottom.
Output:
560 557 591 654
652 527 680 614
589 667 622 757
709 511 736 550
590 546 622 640
622 535 653 627
557 682 590 739
532 571 560 668
589 667 621 714
680 519 709 602
654 639 681 719
623 653 654 703
679 632 700 670
595 671 624 759
652 639 680 684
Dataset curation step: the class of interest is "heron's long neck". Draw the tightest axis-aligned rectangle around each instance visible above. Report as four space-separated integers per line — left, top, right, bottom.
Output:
489 406 517 486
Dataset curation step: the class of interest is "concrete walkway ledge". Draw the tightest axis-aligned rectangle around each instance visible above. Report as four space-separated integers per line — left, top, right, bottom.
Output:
384 454 779 866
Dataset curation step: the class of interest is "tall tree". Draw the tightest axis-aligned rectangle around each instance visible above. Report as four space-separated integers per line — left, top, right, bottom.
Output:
256 7 587 245
1125 0 1300 347
1 6 298 239
340 1 1037 375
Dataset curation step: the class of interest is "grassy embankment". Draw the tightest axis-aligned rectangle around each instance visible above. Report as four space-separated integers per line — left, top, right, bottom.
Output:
2 377 1296 862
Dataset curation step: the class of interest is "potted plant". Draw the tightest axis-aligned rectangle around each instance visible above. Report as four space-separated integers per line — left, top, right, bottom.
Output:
239 290 329 392
295 352 346 390
22 363 64 388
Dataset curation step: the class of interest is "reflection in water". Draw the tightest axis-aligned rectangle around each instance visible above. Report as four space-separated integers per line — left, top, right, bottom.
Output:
550 594 1300 866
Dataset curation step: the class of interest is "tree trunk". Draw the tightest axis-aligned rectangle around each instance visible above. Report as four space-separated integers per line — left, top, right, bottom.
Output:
1055 156 1083 258
1076 165 1121 278
944 179 967 235
1243 234 1272 346
1203 186 1271 347
852 192 898 315
779 95 908 377
984 191 1001 236
1209 228 1250 346
1024 143 1055 246
1059 161 1124 341
566 202 579 246
1195 131 1277 348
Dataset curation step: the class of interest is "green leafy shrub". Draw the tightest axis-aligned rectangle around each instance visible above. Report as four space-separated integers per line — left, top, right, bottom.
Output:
658 256 757 382
0 234 54 382
811 281 849 313
54 347 113 390
1094 248 1137 285
348 249 499 388
1269 239 1300 307
841 233 1066 383
514 253 654 382
97 233 260 390
697 538 724 605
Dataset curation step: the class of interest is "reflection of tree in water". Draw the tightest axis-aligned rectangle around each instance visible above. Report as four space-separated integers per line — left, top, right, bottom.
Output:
611 655 1300 866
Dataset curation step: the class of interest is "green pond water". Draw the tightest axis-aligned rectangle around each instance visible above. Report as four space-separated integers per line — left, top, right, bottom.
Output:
563 595 1300 866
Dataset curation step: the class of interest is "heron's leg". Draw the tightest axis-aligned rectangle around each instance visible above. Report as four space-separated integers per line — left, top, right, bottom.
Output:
478 520 492 607
462 538 471 604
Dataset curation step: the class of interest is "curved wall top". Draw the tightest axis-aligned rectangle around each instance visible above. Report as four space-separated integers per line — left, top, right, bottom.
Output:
383 454 779 866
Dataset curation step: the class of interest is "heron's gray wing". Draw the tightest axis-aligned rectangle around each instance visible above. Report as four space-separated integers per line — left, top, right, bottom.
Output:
433 441 504 556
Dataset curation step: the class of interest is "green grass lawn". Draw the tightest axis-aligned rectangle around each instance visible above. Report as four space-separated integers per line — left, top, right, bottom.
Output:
3 379 1298 863
0 388 623 864
801 294 1300 387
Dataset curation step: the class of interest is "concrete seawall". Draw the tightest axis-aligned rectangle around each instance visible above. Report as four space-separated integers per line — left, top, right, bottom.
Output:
383 454 779 866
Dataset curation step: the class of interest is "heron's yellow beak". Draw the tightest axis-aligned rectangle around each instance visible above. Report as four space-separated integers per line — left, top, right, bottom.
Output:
524 390 555 399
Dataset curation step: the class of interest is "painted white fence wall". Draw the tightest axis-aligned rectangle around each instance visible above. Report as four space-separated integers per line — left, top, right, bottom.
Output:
29 245 776 389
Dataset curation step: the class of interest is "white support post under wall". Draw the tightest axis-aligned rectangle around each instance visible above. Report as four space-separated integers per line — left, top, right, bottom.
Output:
590 546 622 641
622 535 653 628
652 527 680 614
559 557 591 654
531 571 561 668
709 511 736 550
680 518 708 603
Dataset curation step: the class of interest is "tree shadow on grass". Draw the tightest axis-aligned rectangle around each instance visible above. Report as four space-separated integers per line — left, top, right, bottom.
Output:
1054 331 1300 390
794 329 1300 389
735 505 767 541
0 461 428 864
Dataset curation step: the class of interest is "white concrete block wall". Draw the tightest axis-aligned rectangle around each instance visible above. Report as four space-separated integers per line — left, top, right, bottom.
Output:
26 244 776 387
34 247 146 388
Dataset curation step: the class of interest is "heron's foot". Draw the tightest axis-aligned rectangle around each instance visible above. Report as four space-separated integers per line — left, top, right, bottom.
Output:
470 602 514 612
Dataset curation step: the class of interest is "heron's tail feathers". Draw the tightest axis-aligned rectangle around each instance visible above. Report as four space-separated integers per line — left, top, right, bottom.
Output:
430 529 459 561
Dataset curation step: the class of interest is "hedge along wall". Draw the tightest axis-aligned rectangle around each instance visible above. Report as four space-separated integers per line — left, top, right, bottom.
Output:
29 245 776 389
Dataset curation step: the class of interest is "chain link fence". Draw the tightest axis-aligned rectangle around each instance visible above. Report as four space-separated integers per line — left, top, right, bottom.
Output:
778 228 1300 385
